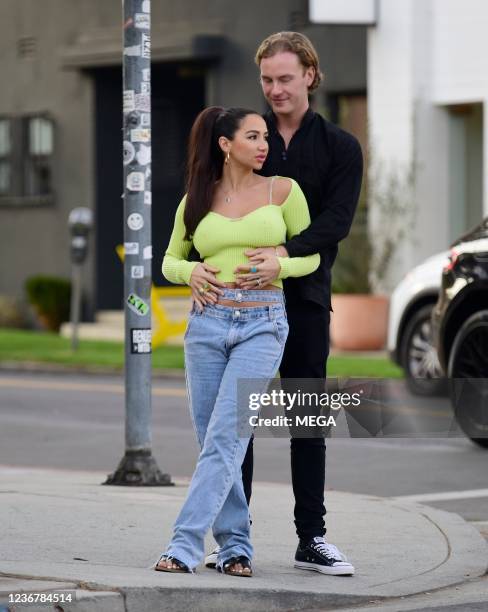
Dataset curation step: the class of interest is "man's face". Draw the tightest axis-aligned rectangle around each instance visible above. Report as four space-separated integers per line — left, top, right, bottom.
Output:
259 51 314 116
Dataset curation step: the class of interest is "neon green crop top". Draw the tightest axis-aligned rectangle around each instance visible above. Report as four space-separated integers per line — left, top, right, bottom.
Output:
162 177 320 288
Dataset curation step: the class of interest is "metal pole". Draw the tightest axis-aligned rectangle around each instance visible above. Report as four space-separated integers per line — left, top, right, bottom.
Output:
70 264 82 351
106 0 172 486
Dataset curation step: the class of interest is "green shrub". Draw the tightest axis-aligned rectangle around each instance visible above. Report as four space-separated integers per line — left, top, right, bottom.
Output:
332 207 371 294
25 276 71 332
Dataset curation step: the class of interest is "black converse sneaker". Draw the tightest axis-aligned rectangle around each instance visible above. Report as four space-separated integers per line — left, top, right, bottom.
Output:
294 536 355 576
204 546 220 569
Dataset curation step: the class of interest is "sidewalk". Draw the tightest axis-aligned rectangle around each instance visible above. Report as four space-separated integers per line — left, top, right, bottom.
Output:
0 466 486 612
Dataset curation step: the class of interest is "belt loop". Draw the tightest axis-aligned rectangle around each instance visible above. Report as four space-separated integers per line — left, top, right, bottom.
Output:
268 304 275 321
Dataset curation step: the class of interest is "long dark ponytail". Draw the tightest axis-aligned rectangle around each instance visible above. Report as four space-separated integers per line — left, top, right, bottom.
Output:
183 106 258 239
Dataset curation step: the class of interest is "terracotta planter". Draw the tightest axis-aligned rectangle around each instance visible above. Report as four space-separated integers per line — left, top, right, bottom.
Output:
330 294 389 351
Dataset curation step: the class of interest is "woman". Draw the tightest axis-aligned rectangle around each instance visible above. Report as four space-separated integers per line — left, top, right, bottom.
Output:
156 106 320 576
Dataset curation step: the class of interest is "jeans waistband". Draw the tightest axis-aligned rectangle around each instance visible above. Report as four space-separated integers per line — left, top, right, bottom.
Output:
219 288 284 303
194 300 285 321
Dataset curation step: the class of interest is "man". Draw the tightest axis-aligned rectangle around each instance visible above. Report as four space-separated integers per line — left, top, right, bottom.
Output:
204 31 362 574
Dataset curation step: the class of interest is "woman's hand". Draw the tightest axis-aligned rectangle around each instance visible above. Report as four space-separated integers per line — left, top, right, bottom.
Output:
190 263 226 311
234 251 281 289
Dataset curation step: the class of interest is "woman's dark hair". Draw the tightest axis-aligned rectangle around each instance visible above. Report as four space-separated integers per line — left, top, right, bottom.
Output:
183 106 258 239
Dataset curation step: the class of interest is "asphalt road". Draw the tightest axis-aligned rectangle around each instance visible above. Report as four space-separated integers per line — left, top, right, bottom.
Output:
0 371 486 524
1 370 487 612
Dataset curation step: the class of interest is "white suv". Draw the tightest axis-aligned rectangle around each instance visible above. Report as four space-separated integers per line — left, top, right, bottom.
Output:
387 251 449 395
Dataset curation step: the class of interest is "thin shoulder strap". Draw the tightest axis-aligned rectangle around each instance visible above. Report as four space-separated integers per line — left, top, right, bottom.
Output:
268 175 277 205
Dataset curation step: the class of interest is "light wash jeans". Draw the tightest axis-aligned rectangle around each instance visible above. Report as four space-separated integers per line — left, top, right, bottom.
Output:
163 288 288 570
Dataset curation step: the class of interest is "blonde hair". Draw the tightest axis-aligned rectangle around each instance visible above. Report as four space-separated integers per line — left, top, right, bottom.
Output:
255 31 324 92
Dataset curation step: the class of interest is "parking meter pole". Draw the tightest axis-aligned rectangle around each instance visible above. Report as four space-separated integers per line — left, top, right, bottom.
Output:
70 264 82 351
68 207 93 352
105 0 172 486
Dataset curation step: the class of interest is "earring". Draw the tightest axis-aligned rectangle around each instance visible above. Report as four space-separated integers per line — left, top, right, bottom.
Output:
225 151 230 165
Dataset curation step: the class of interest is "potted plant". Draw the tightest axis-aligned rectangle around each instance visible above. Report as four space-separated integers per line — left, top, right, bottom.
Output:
330 158 415 350
25 276 71 332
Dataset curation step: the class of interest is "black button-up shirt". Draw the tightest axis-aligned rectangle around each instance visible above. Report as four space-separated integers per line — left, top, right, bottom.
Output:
260 108 363 309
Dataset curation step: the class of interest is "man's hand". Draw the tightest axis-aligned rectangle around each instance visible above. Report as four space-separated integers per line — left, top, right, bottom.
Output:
189 263 226 311
244 245 289 263
234 251 281 289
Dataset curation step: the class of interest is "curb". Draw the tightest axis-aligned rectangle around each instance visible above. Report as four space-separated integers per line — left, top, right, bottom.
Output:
0 361 185 380
0 580 379 612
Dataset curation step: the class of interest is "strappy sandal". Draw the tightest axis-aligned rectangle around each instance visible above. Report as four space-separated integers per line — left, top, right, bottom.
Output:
218 555 253 577
154 555 191 573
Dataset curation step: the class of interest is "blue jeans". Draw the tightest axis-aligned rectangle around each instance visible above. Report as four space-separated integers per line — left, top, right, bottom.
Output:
164 288 288 570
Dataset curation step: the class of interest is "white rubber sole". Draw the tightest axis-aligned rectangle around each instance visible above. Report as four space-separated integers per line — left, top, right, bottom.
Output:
204 553 219 568
294 560 355 576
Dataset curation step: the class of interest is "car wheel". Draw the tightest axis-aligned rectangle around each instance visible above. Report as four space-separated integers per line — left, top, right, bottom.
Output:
401 304 446 396
448 310 488 448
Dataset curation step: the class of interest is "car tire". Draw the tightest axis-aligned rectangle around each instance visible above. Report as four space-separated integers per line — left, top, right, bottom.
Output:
448 310 488 449
401 304 447 396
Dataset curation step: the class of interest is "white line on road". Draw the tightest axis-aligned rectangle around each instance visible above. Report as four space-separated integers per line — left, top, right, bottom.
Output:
393 488 488 502
0 377 186 397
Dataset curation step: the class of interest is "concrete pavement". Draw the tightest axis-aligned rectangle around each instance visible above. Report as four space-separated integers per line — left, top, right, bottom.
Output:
0 466 486 611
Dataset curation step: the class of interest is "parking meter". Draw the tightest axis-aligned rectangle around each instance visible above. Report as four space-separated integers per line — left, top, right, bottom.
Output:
68 207 93 264
68 207 93 349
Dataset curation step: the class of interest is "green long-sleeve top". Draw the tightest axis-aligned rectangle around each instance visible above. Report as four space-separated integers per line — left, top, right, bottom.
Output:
162 177 320 288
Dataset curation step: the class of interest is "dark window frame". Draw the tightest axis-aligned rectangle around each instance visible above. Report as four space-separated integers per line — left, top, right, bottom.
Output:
0 112 55 206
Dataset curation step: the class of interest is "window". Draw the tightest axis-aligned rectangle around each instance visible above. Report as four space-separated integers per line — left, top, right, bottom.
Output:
26 116 54 196
0 114 54 204
0 119 11 196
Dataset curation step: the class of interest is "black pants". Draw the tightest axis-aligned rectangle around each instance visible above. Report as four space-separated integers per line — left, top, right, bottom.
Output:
241 299 330 541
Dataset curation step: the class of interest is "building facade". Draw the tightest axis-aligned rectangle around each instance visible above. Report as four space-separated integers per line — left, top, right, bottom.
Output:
0 0 366 317
367 0 488 287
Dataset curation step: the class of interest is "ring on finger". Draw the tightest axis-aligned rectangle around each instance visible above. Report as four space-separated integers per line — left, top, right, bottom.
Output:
250 266 258 274
256 277 262 287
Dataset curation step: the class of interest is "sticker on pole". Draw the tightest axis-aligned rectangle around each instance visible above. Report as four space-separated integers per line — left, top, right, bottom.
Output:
143 245 152 260
123 90 136 113
131 128 150 143
124 44 140 57
142 68 150 82
131 265 144 279
130 328 152 354
124 242 139 255
135 13 150 29
137 144 151 166
127 212 144 231
127 293 149 317
142 33 151 59
123 141 135 165
127 172 145 191
140 113 150 127
135 94 150 112
142 0 150 13
144 191 152 205
141 82 151 94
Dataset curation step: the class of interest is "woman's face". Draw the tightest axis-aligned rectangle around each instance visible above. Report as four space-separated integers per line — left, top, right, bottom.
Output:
220 114 269 170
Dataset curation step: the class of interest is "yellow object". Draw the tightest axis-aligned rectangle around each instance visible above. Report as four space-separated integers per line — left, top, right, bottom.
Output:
116 245 190 346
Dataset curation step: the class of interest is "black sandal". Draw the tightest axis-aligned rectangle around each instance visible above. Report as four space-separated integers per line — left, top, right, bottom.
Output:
154 555 191 573
218 555 253 577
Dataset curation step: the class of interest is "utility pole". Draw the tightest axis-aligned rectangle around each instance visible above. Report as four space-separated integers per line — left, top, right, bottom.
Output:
106 0 172 486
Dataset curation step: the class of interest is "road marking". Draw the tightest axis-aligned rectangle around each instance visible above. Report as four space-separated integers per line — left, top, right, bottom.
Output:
394 488 488 502
0 377 186 397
